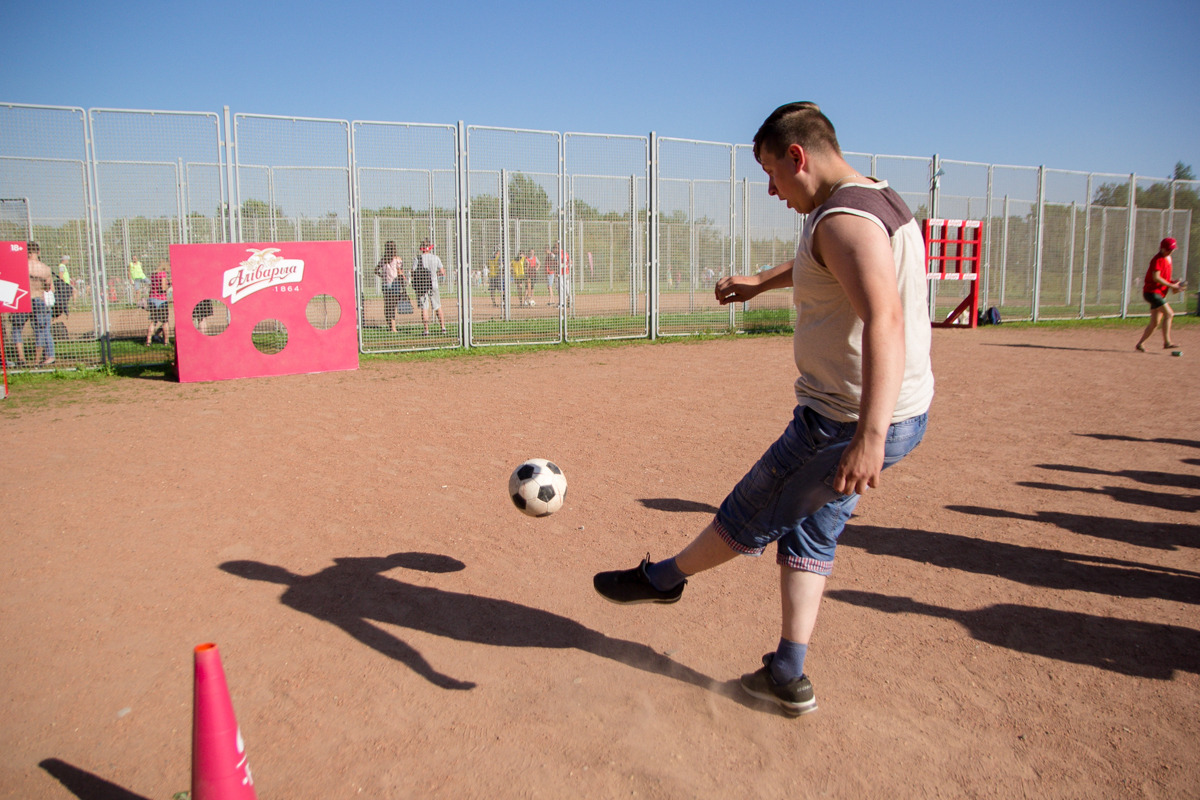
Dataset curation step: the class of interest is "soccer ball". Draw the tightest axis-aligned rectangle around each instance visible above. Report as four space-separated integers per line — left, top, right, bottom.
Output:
509 458 568 517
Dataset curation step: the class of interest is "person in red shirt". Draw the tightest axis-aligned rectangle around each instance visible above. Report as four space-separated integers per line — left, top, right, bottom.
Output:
145 261 172 346
1135 237 1186 351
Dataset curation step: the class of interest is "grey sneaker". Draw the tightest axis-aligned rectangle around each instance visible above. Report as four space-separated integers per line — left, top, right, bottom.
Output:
593 555 685 604
739 653 817 716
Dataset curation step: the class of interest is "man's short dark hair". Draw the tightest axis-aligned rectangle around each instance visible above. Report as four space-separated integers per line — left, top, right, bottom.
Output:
27 241 39 254
753 102 841 161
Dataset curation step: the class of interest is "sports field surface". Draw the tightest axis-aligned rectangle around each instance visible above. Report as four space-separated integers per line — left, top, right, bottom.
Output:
2 322 1198 798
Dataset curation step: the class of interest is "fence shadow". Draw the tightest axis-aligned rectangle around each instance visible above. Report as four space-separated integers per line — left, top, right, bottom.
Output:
826 590 1200 679
38 759 153 800
1076 433 1200 450
981 342 1117 353
836 524 1200 604
1035 463 1200 492
1016 480 1200 513
946 504 1200 551
220 552 718 694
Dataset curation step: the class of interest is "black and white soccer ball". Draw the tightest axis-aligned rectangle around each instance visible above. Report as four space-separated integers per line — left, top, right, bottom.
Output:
509 458 568 517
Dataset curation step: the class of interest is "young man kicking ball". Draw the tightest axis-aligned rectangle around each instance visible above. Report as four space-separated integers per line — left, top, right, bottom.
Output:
594 102 934 715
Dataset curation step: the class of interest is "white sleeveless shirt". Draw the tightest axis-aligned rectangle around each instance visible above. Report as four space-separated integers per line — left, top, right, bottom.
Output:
791 179 934 423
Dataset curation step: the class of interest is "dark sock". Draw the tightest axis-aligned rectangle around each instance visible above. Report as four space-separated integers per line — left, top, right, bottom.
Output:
769 638 808 684
645 557 687 591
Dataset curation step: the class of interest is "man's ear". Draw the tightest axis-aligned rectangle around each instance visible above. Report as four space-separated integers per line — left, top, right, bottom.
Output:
787 143 806 173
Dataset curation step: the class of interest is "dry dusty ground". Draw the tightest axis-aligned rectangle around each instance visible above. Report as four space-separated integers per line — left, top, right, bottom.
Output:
1 321 1198 799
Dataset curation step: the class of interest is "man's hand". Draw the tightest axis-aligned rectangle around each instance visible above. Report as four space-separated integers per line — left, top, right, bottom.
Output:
833 433 886 495
714 275 758 305
715 260 795 305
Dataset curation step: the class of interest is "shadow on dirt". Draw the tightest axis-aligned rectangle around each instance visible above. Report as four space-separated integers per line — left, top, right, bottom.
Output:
220 552 720 694
1076 432 1200 450
1035 462 1200 492
38 759 153 800
838 524 1200 604
1014 480 1200 513
827 589 1200 679
638 498 719 514
947 504 1200 551
981 342 1117 353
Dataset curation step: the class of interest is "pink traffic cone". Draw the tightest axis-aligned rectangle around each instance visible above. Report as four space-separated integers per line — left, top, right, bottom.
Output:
192 643 257 800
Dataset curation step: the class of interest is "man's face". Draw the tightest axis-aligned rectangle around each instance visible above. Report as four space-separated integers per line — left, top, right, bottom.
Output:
759 146 810 213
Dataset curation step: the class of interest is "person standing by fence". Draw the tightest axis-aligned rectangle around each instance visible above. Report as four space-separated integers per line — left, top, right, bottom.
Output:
375 241 408 333
413 239 447 336
129 255 148 301
145 261 171 347
1135 237 1186 352
22 241 56 366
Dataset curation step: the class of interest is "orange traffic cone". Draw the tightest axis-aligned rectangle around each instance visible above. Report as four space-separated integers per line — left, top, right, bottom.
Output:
191 643 257 800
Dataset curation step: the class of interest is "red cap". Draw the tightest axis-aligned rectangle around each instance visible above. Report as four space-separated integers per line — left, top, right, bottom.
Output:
1161 237 1177 250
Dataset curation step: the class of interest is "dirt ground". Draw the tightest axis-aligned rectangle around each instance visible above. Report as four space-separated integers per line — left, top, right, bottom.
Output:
2 322 1198 799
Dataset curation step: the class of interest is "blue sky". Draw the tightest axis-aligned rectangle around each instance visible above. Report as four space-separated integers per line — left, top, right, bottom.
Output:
5 0 1198 179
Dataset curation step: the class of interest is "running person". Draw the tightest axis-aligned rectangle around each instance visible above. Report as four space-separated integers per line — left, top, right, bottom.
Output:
1135 237 1186 352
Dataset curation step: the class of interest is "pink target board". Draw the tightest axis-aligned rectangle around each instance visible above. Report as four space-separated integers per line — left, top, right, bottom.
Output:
0 241 31 313
171 241 358 383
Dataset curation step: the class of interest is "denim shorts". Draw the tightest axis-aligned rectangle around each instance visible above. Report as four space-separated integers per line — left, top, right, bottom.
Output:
713 405 927 575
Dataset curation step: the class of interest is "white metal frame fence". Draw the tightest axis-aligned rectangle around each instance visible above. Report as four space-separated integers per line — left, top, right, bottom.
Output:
1 101 1195 372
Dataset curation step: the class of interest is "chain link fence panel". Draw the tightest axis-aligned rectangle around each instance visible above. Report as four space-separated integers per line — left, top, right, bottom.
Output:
465 126 562 347
564 132 650 341
656 138 734 336
734 143 798 332
352 121 460 352
7 101 1199 372
89 108 224 365
0 104 100 369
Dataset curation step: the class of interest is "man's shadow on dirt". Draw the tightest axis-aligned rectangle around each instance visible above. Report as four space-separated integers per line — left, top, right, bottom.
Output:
221 552 720 694
827 590 1200 679
837 524 1200 604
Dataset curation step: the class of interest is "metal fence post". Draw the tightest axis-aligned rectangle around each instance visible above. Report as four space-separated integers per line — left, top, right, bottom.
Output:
83 108 112 363
728 146 736 329
456 121 471 349
982 165 993 310
1121 173 1136 317
1081 174 1092 314
649 131 659 340
1032 165 1046 321
1066 201 1077 312
223 106 239 243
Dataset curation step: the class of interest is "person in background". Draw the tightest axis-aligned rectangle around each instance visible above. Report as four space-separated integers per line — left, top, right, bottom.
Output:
22 241 55 366
1135 237 1186 352
129 254 148 301
375 241 408 333
524 248 539 306
145 260 171 346
413 239 447 336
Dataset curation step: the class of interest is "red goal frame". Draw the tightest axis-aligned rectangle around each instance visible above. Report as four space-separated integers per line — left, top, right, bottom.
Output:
923 218 982 328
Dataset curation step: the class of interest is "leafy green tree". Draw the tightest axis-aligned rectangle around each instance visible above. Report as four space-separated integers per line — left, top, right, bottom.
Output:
240 198 280 218
472 193 500 219
506 173 552 219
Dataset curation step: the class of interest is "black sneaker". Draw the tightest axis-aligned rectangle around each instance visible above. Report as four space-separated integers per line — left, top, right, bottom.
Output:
739 653 817 716
593 555 685 605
